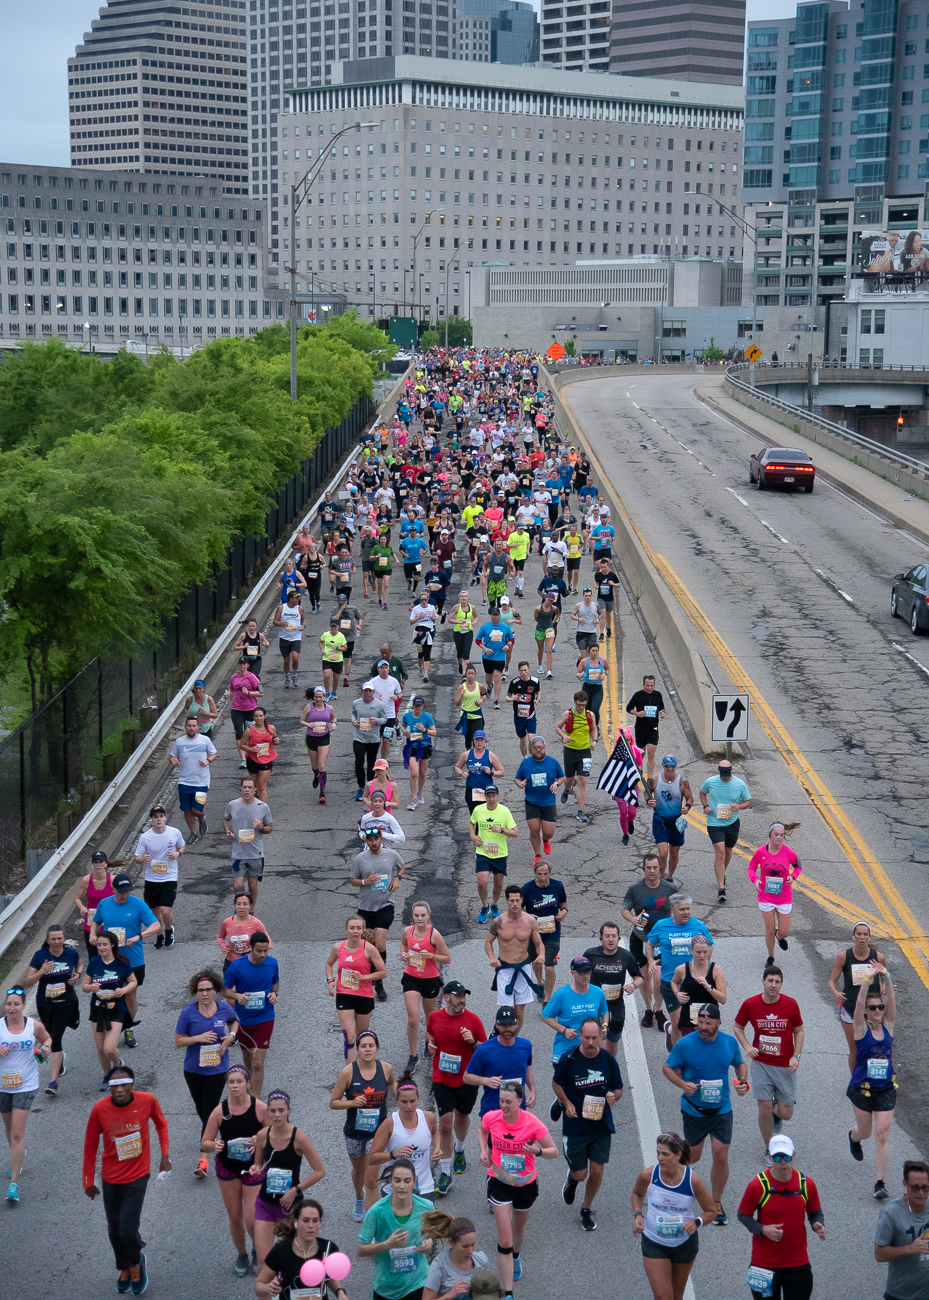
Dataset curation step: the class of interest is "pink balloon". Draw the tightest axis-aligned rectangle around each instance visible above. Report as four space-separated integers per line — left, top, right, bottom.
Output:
324 1252 352 1282
299 1259 327 1287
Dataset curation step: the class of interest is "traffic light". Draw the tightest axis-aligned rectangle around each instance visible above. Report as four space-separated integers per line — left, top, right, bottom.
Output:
897 414 905 429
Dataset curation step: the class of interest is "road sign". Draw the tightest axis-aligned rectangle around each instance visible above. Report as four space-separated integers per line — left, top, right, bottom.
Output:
712 693 750 742
744 344 763 363
546 341 566 361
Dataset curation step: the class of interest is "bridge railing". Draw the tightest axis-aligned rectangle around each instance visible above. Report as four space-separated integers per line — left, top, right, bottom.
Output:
731 361 929 376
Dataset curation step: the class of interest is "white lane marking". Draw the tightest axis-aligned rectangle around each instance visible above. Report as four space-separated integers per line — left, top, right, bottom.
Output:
897 529 929 552
814 568 855 604
893 642 929 677
725 487 749 506
626 392 631 398
761 521 789 544
838 589 854 603
632 402 640 409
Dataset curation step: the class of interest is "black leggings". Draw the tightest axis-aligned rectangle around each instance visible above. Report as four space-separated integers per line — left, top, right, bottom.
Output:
231 708 255 741
39 1002 77 1052
305 574 322 606
751 1264 813 1300
103 1174 149 1271
354 741 379 790
454 631 473 662
184 1069 229 1133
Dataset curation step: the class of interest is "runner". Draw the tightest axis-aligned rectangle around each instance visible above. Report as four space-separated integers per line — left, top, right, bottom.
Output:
216 893 274 977
184 679 220 731
463 1006 536 1118
1 987 51 1202
520 861 567 1004
594 556 622 640
646 757 693 881
748 823 803 965
474 607 515 708
562 520 584 594
583 921 643 1057
89 870 160 1044
370 659 404 760
631 1133 716 1300
478 1083 558 1298
483 538 515 611
363 759 401 811
320 618 348 700
371 533 399 609
532 592 559 679
330 1028 397 1223
422 1214 491 1300
699 759 753 904
847 961 897 1199
325 916 387 1061
426 981 488 1195
200 1066 269 1276
357 1159 435 1299
401 696 437 809
626 674 666 781
170 716 217 844
541 956 608 1122
449 591 476 674
827 923 887 1074
249 1091 326 1268
75 850 116 959
300 686 337 805
223 777 274 907
233 621 270 678
874 1159 929 1300
351 682 390 801
280 557 308 600
570 588 601 655
506 519 531 600
82 931 137 1086
661 1004 750 1228
505 661 541 757
555 691 598 825
82 1065 171 1295
671 936 727 1039
367 1073 440 1202
254 1197 348 1300
738 1135 825 1300
131 805 186 950
174 969 239 1178
454 666 488 748
575 644 609 731
513 735 565 863
359 792 407 846
351 827 405 1001
238 707 278 804
223 931 279 1099
333 593 363 689
470 786 519 926
299 536 325 614
25 924 82 1096
553 1016 623 1231
485 886 544 1030
733 966 804 1159
229 657 264 763
273 590 306 689
454 730 504 814
645 894 713 1047
400 903 452 1070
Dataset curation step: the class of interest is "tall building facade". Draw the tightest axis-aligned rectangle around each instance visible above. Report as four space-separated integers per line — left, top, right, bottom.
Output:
609 0 747 86
280 57 743 315
539 1 612 71
741 0 929 307
459 0 539 65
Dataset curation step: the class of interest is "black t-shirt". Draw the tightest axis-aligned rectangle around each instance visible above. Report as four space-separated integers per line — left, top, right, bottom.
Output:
506 675 541 720
265 1237 339 1300
621 877 683 937
627 689 665 728
553 1047 623 1136
583 945 641 988
595 571 621 602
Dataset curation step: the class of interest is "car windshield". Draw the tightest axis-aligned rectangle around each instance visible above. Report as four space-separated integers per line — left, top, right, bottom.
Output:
767 448 810 462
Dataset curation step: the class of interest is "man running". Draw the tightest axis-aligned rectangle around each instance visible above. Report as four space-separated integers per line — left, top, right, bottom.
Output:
621 853 679 1032
350 826 406 1003
555 691 598 825
483 537 515 611
553 1017 623 1232
542 956 608 1121
646 756 693 880
332 593 363 690
474 606 515 709
570 589 601 653
463 1005 536 1118
133 805 186 950
273 589 305 689
223 931 279 1098
874 1160 929 1299
222 777 273 907
626 674 665 781
514 736 565 864
369 659 404 759
426 981 487 1194
583 922 643 1058
738 1135 825 1299
733 966 804 1159
485 885 545 1031
646 894 713 1046
699 759 753 903
506 661 542 757
351 682 389 800
469 785 519 925
594 556 621 640
520 861 567 1004
90 871 160 1048
169 716 217 845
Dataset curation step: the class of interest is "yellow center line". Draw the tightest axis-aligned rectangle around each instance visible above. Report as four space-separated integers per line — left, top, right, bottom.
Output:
560 382 929 988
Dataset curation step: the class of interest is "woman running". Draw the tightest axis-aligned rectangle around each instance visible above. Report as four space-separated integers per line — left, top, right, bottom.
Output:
454 664 487 747
613 726 644 846
301 686 337 805
454 730 504 815
229 658 264 762
325 917 387 1062
367 1072 440 1203
670 937 727 1040
363 758 400 810
827 923 886 1073
631 1132 716 1300
329 1028 397 1223
233 621 270 680
400 902 452 1069
450 592 476 675
185 679 220 733
238 707 278 803
1 987 51 1203
357 1158 435 1300
216 893 274 977
478 1082 557 1297
75 850 116 958
249 1091 326 1268
422 1214 490 1300
298 537 325 614
174 969 239 1179
24 924 83 1097
401 697 437 811
847 962 897 1200
576 645 609 731
82 931 137 1089
410 591 439 683
255 1197 349 1300
748 822 803 965
201 1065 269 1277
533 594 559 679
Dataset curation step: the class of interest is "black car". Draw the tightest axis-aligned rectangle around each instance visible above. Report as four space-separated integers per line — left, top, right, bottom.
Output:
891 565 929 635
749 446 816 492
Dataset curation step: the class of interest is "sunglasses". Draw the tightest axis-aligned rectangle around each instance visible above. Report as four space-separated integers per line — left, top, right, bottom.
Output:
772 1153 793 1163
867 1004 886 1012
6 987 26 998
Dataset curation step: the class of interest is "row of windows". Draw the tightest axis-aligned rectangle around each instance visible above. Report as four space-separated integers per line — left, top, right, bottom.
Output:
2 198 259 219
4 295 254 318
2 222 257 244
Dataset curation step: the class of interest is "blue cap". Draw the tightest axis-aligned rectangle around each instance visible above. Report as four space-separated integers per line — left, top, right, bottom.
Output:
661 755 678 768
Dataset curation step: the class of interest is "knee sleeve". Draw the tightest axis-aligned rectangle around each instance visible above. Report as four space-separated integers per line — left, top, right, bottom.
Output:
496 1245 514 1256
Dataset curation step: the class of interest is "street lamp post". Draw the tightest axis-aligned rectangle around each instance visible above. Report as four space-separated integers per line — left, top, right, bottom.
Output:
288 119 377 402
441 257 456 347
410 208 444 328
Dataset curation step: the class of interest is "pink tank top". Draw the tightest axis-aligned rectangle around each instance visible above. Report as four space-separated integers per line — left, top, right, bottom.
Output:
337 939 372 997
84 871 114 932
404 925 439 980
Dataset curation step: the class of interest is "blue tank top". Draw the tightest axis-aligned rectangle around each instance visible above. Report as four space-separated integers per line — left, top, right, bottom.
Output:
466 747 493 790
850 1024 895 1090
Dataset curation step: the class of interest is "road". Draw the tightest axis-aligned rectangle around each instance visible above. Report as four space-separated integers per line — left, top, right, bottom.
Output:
6 397 924 1298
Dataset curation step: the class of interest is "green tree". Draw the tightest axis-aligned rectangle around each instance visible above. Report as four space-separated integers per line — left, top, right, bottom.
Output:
695 336 726 362
564 339 577 357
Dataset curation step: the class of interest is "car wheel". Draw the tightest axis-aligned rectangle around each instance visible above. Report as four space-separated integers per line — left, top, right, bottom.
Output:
749 467 756 483
756 474 766 491
804 483 814 493
891 589 899 618
912 604 924 636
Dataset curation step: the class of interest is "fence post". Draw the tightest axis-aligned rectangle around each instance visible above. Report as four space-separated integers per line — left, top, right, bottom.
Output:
19 729 26 862
128 659 134 718
62 684 69 798
97 659 104 749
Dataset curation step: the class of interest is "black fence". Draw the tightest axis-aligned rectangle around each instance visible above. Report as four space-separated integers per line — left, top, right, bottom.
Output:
0 393 372 893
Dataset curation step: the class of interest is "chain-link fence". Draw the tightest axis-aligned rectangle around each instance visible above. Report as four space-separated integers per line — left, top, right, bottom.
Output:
0 394 372 894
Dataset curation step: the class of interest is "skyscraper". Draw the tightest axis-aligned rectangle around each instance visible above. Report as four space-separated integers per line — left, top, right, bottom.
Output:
609 0 747 86
459 0 539 65
539 0 612 70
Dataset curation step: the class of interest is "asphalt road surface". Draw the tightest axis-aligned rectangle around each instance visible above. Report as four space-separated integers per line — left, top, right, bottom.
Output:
6 400 924 1299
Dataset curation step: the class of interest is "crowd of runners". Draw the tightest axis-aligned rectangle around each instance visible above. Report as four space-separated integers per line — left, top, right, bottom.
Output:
1 347 923 1300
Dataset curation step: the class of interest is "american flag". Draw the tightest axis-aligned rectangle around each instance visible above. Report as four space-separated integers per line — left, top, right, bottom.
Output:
597 731 642 803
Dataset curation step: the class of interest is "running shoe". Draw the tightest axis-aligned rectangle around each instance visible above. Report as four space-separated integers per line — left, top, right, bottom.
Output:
453 1151 467 1174
607 628 612 638
550 1099 563 1122
580 1208 597 1232
330 690 338 700
559 790 569 804
117 1268 132 1293
562 1172 577 1205
545 670 553 680
493 700 500 709
777 937 789 951
6 1181 19 1203
543 839 551 855
481 599 487 605
621 834 629 845
512 1256 522 1281
45 1080 58 1097
436 1172 452 1196
408 799 419 811
406 1055 419 1072
343 677 350 688
184 833 198 847
239 759 248 770
355 789 364 801
319 794 326 805
423 675 430 684
123 1030 137 1049
154 933 165 949
849 1129 864 1162
283 677 291 689
99 1076 110 1091
765 956 775 969
313 772 320 789
874 1180 889 1200
353 1197 366 1223
713 1203 728 1226
771 1113 783 1135
516 590 523 598
374 981 387 1002
532 855 542 867
164 928 175 948
640 1009 655 1029
233 1255 250 1278
195 1157 209 1179
199 817 208 837
478 906 490 924
655 1010 667 1033
250 1249 258 1274
576 811 589 824
490 905 500 919
717 888 727 904
416 793 425 806
130 1253 148 1295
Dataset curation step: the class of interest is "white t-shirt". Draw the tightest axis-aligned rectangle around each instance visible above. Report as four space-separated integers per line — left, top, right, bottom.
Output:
135 826 186 883
370 673 401 718
170 734 217 788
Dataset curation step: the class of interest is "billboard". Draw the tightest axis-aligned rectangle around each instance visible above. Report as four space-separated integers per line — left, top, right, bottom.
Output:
861 228 929 275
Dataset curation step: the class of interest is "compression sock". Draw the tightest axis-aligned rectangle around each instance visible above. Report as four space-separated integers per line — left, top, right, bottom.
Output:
453 1139 466 1153
318 771 327 795
439 1158 452 1175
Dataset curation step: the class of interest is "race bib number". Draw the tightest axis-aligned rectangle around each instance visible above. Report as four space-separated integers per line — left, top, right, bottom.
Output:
867 1057 889 1081
109 927 126 947
359 718 372 731
670 936 692 956
245 991 266 1011
470 788 485 803
195 791 208 805
113 1130 143 1162
291 1289 322 1299
545 628 556 640
151 860 169 875
517 703 531 718
601 983 622 1001
531 773 548 788
851 964 872 986
1 1072 23 1090
759 1035 781 1056
224 1137 253 1162
389 1247 420 1275
311 723 328 735
286 621 299 632
340 620 352 631
715 804 732 822
490 630 503 642
587 667 602 681
698 1079 723 1107
644 706 658 718
377 557 389 567
45 983 67 999
372 874 390 893
238 829 255 844
409 951 427 973
765 876 784 896
355 1108 381 1132
537 916 556 935
246 645 258 656
230 935 250 954
265 1167 292 1196
340 969 361 992
582 758 592 775
746 1266 774 1297
581 1095 605 1121
498 1151 526 1181
382 726 394 739
655 1214 685 1239
199 1045 223 1069
439 1051 462 1074
256 743 270 757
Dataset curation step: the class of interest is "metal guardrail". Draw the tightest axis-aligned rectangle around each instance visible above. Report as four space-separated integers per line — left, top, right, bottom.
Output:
726 369 929 479
732 361 929 376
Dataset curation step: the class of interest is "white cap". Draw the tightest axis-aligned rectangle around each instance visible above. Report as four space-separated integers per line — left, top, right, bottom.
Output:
768 1135 795 1158
500 596 511 605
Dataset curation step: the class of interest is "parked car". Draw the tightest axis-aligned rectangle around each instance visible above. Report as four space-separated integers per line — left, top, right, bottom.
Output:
891 565 929 635
749 446 816 492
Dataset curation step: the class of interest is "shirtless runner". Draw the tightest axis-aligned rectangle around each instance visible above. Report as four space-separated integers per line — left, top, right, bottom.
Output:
484 884 545 1031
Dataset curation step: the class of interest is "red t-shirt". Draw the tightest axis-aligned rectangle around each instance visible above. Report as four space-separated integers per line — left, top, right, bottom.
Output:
734 994 803 1069
738 1170 821 1269
82 1091 170 1187
427 1008 487 1086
